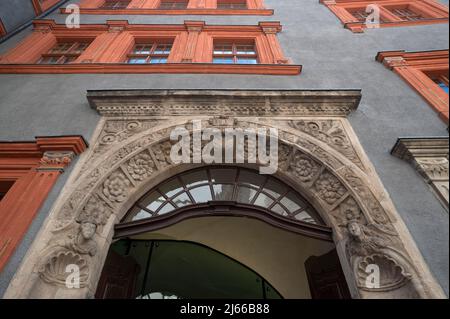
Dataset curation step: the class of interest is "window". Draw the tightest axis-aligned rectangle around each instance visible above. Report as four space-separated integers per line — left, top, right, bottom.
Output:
127 42 173 64
0 181 15 202
213 42 257 64
0 137 87 273
348 8 386 23
388 6 425 21
38 42 90 64
101 0 131 9
0 20 298 75
124 167 323 225
159 0 189 9
321 0 448 33
217 0 248 9
377 50 449 123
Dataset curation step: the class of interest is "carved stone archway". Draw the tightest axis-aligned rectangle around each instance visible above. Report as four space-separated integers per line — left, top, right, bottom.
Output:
4 90 445 299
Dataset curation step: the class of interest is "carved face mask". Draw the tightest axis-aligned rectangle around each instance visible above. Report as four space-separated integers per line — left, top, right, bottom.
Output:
80 222 97 240
348 221 362 237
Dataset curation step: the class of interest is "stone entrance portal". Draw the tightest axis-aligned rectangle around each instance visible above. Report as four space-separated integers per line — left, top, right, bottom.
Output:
4 90 445 299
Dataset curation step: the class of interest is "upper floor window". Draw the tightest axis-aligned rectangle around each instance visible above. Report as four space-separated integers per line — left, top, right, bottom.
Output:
321 0 448 33
387 6 425 21
101 0 131 9
159 0 189 9
377 50 449 123
217 0 248 10
127 42 173 64
0 20 298 75
348 8 387 23
38 42 90 64
213 42 257 64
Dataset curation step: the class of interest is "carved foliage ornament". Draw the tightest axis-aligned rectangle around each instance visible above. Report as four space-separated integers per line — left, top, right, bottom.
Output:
37 118 419 297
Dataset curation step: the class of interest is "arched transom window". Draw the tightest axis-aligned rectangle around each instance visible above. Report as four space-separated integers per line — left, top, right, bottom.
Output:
124 167 324 225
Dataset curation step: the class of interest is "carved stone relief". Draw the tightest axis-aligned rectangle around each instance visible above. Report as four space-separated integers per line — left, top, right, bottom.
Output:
392 137 449 211
4 91 445 299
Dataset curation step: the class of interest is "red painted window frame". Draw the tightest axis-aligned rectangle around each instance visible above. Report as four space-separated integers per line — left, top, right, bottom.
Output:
0 136 87 272
60 0 273 15
320 0 448 33
0 19 6 37
0 20 300 75
377 49 449 123
31 0 62 15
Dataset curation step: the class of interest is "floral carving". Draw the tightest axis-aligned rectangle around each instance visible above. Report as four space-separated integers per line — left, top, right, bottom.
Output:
103 171 131 203
278 144 293 171
289 151 321 183
77 196 109 226
127 153 155 181
288 120 363 169
314 171 346 204
152 141 173 167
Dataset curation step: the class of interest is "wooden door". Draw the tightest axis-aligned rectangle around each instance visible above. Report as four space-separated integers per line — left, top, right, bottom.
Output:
305 249 351 299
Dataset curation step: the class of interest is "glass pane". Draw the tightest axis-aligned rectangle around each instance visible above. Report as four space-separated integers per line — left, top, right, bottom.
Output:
438 82 449 94
154 44 172 54
139 191 165 212
254 193 274 207
63 56 77 64
172 192 192 208
158 203 176 215
280 192 304 213
131 209 153 221
127 206 152 221
150 58 168 64
210 168 237 184
189 185 213 203
181 170 209 188
138 240 282 299
135 45 152 54
237 170 265 187
128 58 147 64
213 184 234 201
236 186 258 204
236 45 255 55
236 58 257 64
263 179 287 199
213 44 233 54
38 56 60 64
159 179 183 198
213 58 234 64
294 211 317 224
271 204 288 216
50 43 71 53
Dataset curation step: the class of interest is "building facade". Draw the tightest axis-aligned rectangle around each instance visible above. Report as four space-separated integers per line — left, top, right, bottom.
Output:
0 0 448 299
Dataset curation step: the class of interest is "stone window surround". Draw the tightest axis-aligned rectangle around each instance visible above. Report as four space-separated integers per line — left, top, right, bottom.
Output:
0 20 300 75
60 0 273 16
0 136 87 273
376 49 449 123
392 137 449 211
320 0 449 33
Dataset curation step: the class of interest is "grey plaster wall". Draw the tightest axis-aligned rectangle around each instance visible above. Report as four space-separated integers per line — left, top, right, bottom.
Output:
0 0 37 34
0 0 448 297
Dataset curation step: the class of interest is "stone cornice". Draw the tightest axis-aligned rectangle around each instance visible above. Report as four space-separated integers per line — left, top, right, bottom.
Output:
87 89 362 117
391 137 449 161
